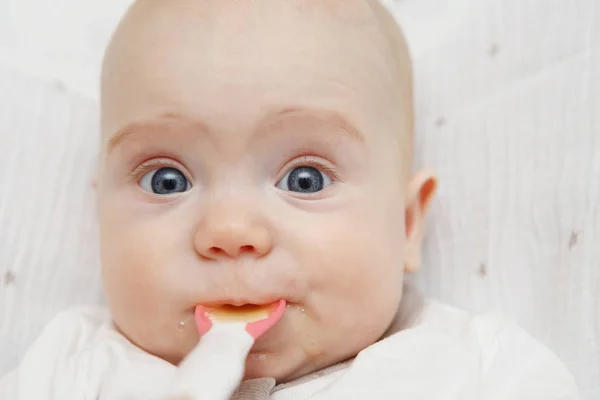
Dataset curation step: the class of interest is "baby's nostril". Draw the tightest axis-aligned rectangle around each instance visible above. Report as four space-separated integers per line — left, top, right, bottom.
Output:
240 245 255 253
208 245 256 257
209 247 226 256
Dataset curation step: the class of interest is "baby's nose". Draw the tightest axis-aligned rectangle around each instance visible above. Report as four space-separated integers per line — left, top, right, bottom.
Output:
194 208 273 260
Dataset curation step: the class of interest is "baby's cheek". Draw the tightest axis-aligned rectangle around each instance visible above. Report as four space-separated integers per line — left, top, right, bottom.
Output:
304 217 403 348
310 219 402 295
102 229 158 299
100 220 191 358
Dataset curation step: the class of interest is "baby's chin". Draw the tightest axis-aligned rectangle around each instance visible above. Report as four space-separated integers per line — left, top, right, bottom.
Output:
244 351 294 382
244 347 326 383
243 336 360 384
241 330 310 382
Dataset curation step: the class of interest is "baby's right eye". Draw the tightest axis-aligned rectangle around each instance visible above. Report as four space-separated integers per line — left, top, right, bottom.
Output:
139 167 191 195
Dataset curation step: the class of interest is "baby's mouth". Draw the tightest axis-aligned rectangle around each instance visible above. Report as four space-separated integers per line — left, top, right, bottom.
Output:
203 303 276 323
195 300 286 339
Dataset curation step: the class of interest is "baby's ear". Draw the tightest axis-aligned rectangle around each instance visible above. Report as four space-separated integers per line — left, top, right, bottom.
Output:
404 170 437 273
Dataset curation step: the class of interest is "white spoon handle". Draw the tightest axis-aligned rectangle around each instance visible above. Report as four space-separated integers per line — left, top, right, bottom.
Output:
168 323 253 400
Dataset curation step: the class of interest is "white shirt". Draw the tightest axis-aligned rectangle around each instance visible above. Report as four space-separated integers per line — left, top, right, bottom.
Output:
0 300 579 400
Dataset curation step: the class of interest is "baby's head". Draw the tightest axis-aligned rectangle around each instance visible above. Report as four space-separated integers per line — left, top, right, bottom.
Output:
97 0 436 382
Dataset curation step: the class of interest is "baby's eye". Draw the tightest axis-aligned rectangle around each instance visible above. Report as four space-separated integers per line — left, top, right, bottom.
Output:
139 167 191 195
276 166 332 194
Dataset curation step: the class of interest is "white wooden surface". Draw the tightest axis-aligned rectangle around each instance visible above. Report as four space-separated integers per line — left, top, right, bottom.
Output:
0 0 598 398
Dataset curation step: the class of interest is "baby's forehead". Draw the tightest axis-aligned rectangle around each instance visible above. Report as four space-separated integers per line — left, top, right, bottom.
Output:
102 0 412 166
131 0 377 23
105 2 406 106
119 0 403 65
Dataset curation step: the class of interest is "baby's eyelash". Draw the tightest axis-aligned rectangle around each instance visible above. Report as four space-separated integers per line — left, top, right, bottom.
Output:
128 159 183 182
128 156 341 184
285 156 343 182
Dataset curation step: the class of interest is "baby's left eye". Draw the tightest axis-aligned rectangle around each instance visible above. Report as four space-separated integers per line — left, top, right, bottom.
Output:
139 167 191 195
276 166 332 194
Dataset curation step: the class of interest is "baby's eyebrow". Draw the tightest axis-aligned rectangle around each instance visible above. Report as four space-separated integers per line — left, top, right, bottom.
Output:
259 106 365 144
106 112 207 153
105 107 364 154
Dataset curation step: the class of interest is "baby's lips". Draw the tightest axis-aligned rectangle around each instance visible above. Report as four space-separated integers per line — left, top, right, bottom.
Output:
194 299 287 340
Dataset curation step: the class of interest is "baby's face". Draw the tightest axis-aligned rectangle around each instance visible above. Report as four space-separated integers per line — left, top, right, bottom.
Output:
98 0 434 382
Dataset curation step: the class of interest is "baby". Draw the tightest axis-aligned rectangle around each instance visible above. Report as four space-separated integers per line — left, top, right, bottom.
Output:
0 0 580 399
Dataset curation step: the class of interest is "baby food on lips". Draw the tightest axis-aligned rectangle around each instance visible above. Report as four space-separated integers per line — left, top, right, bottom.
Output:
195 299 287 339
